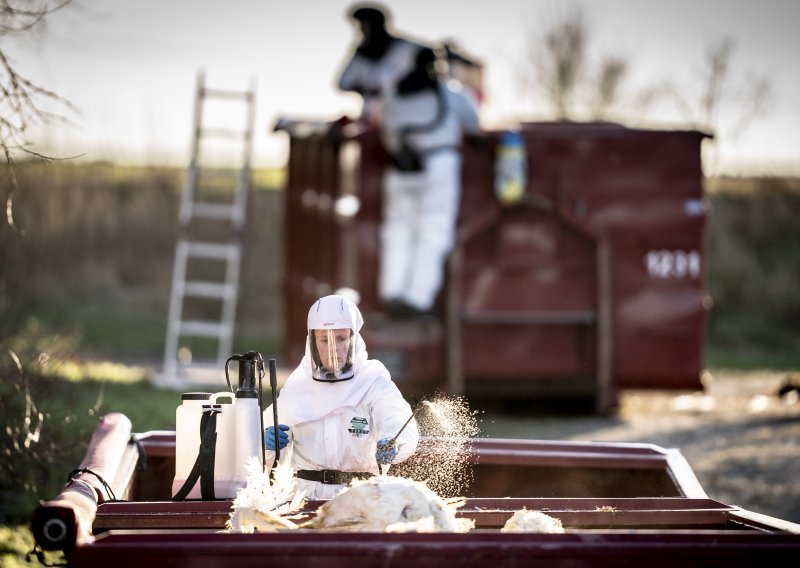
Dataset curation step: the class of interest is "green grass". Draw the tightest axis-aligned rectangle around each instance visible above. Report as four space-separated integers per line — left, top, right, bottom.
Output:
0 356 278 520
705 346 800 372
0 371 180 522
0 359 284 567
0 524 66 568
19 299 168 360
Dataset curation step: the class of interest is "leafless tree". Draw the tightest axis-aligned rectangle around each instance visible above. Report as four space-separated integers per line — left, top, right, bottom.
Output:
1 0 74 228
590 57 626 120
528 7 588 119
520 11 770 174
519 6 656 122
669 37 770 172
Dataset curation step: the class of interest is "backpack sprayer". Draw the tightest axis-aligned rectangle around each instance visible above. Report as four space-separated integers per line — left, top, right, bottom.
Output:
172 351 276 500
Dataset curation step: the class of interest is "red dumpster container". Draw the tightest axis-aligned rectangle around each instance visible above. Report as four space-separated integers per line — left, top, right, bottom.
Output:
277 120 710 408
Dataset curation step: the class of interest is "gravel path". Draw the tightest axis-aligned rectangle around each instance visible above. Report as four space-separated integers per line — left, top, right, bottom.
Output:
477 370 800 523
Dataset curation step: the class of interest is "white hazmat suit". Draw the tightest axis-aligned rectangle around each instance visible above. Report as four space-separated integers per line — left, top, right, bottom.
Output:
263 294 419 499
338 9 481 312
378 82 480 311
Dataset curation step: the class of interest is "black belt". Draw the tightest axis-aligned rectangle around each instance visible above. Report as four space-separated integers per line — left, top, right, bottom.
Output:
296 469 373 485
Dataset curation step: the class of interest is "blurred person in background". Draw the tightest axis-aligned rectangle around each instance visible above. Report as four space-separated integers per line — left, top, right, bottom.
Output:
338 3 481 317
262 294 419 499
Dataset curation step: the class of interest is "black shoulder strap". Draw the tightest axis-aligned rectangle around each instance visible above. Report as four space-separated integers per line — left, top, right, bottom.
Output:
172 409 219 501
402 83 447 138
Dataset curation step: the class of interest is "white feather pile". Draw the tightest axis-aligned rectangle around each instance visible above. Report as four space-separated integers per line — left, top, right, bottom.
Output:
501 509 565 533
305 475 474 532
225 457 307 533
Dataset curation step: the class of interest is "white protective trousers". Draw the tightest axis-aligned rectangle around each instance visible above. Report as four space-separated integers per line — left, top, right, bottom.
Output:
379 151 462 310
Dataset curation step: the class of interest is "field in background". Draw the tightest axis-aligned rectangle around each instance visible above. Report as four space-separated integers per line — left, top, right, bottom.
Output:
2 162 799 369
0 161 285 365
704 176 800 361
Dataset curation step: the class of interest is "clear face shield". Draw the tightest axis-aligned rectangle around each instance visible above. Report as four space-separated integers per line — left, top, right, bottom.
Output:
309 328 355 382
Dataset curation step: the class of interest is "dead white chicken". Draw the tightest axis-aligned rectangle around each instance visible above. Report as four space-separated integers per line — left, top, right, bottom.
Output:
225 457 307 533
501 509 565 533
305 475 473 532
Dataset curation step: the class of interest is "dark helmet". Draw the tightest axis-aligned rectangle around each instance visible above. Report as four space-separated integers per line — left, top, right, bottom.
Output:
350 4 389 29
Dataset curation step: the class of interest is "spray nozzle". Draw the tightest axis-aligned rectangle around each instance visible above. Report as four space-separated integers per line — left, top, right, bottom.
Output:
379 404 424 450
225 351 265 397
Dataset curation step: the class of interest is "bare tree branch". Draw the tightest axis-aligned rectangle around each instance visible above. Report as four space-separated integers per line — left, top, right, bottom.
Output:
1 0 75 229
591 57 627 120
665 36 771 173
527 7 589 119
521 13 771 174
2 143 24 233
519 6 663 122
669 36 770 135
727 72 770 142
0 0 70 34
699 38 734 129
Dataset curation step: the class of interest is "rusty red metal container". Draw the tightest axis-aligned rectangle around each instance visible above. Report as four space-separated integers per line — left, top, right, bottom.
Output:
31 424 800 567
53 429 800 567
279 120 710 407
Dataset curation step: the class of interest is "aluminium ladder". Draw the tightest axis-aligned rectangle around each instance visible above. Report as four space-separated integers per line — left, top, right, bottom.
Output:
160 70 256 386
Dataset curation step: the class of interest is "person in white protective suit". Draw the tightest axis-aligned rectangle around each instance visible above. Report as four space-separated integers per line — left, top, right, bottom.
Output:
262 294 419 499
338 3 481 316
337 3 422 128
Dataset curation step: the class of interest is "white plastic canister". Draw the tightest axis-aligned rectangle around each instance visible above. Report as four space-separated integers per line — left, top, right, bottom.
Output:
172 391 237 499
172 392 210 498
207 391 238 498
233 395 263 485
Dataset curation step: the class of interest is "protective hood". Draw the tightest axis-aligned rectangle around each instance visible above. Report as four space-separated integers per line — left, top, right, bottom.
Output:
307 294 363 333
307 295 362 382
275 295 390 426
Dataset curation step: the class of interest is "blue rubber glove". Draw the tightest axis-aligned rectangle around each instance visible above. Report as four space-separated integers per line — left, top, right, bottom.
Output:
264 424 290 451
375 437 398 465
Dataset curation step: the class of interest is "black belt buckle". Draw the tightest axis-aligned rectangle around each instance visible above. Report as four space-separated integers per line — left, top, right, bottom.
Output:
322 470 337 484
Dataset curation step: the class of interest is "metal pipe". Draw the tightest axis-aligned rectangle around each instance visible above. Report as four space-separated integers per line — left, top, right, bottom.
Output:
257 354 265 470
378 403 425 450
269 358 280 464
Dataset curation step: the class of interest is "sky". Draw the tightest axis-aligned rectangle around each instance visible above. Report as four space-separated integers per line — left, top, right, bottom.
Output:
6 0 800 175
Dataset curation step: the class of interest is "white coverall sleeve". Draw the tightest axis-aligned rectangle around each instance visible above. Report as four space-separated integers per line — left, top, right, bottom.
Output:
369 378 419 463
449 86 481 135
338 52 367 93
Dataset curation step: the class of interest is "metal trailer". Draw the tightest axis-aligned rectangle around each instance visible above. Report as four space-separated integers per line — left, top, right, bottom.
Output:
30 414 800 567
279 120 710 409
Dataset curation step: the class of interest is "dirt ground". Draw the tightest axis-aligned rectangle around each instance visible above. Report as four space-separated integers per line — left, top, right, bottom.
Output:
476 370 800 524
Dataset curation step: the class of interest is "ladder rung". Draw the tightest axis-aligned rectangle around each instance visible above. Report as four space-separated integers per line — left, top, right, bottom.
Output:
163 74 254 381
191 202 237 220
177 360 219 370
166 361 223 384
185 242 240 260
179 320 231 338
200 127 248 139
198 169 240 181
202 87 253 101
183 281 236 299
